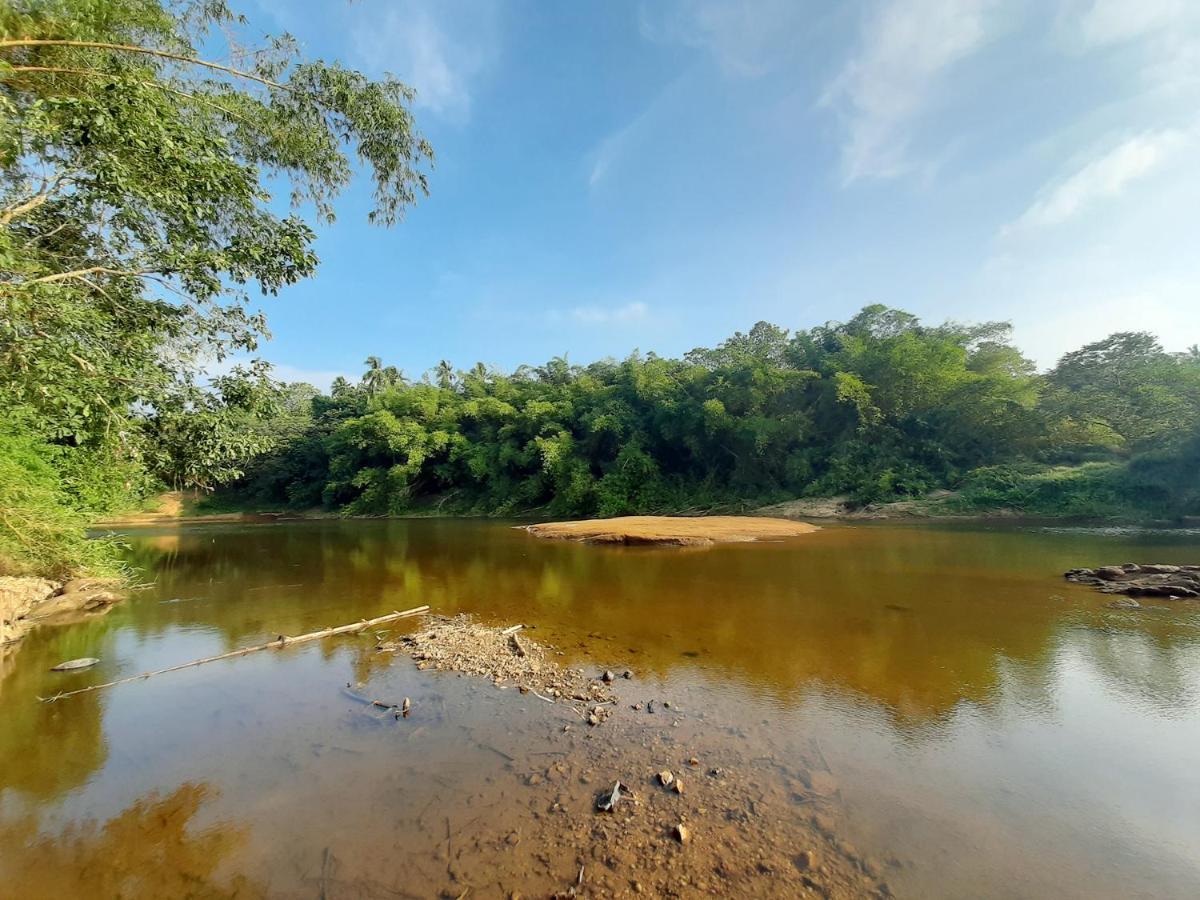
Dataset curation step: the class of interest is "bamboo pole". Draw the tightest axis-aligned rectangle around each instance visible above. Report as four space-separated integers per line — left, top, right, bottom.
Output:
38 606 430 703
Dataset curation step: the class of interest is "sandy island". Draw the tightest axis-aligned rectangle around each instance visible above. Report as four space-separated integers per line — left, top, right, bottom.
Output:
523 515 819 547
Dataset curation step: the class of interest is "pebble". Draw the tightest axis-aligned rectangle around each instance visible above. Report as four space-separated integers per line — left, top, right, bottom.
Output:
672 823 690 844
687 756 699 767
795 850 817 871
623 670 633 679
602 670 615 683
658 770 674 787
672 778 684 795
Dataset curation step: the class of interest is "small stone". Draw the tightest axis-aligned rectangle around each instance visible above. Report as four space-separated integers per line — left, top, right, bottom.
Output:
663 700 671 708
588 714 600 726
623 670 633 679
672 778 684 795
527 773 544 786
687 756 699 767
602 670 615 683
672 823 690 844
708 767 723 777
658 770 674 787
631 702 643 711
795 850 817 871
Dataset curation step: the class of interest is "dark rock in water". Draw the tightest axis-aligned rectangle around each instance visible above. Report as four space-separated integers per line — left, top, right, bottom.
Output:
794 850 817 872
1066 565 1200 599
595 781 625 812
51 657 100 672
1109 598 1141 610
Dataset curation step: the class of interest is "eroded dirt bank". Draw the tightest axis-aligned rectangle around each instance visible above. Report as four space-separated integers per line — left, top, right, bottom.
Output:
0 576 123 645
523 515 819 547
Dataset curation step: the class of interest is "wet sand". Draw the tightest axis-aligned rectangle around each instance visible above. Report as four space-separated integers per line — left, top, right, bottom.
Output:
523 515 819 546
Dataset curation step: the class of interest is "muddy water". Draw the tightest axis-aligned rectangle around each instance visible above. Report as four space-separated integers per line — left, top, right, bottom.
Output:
2 520 1200 898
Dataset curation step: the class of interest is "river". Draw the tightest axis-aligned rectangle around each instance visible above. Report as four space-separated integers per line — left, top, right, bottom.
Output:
2 519 1199 898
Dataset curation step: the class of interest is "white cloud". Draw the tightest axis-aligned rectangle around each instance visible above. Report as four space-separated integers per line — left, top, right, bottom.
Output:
1007 129 1186 231
586 78 686 189
822 0 1000 183
1077 0 1184 48
638 0 814 77
351 1 501 121
548 302 650 326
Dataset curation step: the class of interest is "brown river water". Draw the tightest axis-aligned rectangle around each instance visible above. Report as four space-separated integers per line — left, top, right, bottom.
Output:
2 519 1200 898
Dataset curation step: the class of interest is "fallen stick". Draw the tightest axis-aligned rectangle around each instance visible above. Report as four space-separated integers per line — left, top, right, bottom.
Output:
38 606 430 703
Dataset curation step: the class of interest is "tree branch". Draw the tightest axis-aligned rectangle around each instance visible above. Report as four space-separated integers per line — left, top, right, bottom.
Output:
0 39 286 92
9 266 153 287
6 66 266 130
0 174 73 226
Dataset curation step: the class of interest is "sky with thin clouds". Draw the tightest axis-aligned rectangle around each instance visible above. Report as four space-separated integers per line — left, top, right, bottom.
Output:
236 0 1200 389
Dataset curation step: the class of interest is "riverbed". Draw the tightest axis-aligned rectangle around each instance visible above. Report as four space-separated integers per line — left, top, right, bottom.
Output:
2 520 1199 898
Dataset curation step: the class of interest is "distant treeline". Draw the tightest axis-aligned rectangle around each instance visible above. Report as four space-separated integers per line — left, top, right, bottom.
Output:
222 305 1200 521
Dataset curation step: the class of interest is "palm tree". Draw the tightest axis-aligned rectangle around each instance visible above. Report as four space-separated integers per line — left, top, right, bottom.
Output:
361 356 384 396
435 359 456 390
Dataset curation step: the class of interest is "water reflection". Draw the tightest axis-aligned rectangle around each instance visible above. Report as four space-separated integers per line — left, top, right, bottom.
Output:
115 520 1200 721
0 783 262 899
1 520 1198 898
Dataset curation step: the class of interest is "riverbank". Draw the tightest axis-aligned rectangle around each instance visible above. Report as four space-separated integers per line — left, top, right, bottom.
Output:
0 576 124 646
97 483 1196 533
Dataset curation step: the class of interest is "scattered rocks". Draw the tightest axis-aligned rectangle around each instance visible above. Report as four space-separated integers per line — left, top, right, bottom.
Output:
382 615 616 720
1066 564 1200 599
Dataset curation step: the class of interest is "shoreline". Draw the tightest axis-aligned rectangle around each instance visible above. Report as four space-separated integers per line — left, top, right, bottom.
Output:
93 500 1197 531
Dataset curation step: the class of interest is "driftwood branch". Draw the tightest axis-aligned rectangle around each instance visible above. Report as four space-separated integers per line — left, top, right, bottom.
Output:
38 606 429 702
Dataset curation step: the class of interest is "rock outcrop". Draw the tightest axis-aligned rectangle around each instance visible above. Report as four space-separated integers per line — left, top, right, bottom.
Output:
1065 564 1200 598
0 576 124 644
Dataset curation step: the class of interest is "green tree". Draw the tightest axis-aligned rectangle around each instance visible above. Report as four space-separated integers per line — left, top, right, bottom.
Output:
0 0 431 572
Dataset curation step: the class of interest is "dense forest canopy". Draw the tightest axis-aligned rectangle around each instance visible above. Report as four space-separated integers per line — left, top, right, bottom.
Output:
1 0 430 574
223 306 1200 522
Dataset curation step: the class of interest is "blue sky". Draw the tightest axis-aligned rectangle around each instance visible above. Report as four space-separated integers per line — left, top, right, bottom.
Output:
235 0 1199 388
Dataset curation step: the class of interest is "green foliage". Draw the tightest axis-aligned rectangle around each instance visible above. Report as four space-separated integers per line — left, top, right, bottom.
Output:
0 1 429 574
223 306 1199 524
0 411 123 577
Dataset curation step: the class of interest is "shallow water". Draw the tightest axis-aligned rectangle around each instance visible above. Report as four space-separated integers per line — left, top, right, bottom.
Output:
2 519 1200 898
